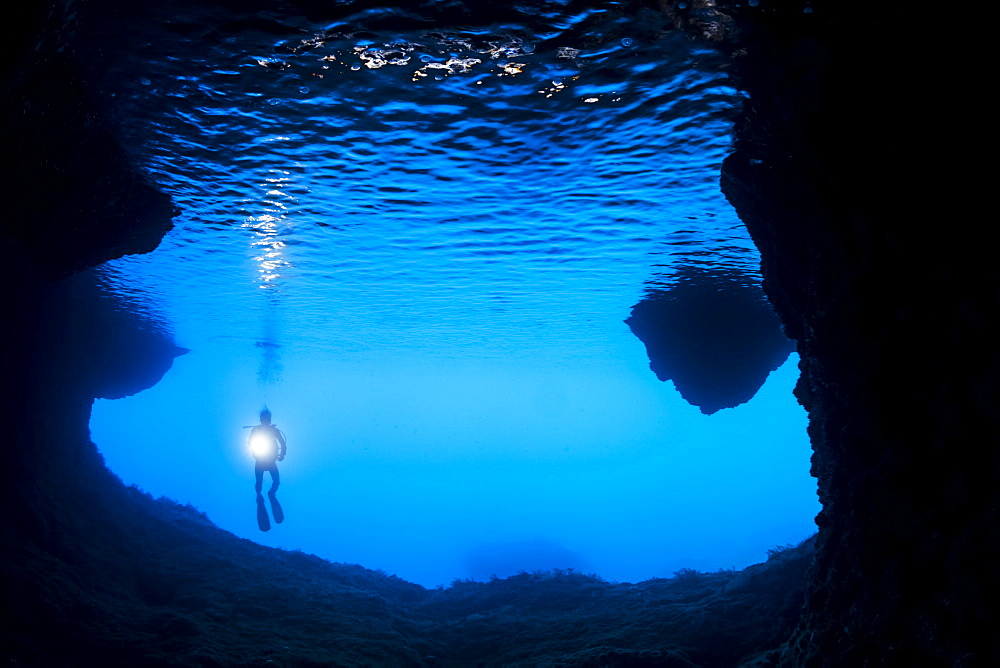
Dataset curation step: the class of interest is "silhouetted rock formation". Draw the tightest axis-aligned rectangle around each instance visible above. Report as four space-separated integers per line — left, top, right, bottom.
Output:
2 57 174 278
626 267 793 413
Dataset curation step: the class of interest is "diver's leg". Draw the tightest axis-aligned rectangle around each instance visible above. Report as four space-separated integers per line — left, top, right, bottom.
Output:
267 465 284 523
254 465 264 495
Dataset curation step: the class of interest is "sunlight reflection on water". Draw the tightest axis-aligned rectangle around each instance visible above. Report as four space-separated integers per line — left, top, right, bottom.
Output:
99 25 751 357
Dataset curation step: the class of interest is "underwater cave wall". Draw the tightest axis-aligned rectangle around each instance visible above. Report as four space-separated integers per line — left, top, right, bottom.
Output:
0 1 183 655
713 1 997 663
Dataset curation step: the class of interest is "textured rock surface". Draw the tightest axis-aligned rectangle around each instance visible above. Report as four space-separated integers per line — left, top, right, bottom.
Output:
713 1 997 664
0 0 175 278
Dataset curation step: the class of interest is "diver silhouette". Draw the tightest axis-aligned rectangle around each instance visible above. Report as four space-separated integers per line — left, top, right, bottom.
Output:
249 408 286 531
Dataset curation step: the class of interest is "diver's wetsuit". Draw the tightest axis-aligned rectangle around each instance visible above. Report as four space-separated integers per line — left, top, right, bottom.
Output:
255 460 279 494
251 424 286 494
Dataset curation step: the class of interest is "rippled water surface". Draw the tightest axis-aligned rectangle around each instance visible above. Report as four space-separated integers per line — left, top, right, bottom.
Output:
89 3 817 586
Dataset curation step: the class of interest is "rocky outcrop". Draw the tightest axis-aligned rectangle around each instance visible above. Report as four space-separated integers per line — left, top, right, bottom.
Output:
1 0 175 279
712 1 996 664
626 266 793 414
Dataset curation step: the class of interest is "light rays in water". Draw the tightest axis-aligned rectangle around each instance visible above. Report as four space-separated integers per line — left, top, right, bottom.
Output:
243 167 300 387
244 168 297 290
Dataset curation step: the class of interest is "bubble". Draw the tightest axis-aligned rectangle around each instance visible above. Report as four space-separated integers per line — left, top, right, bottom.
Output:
140 77 151 86
299 86 310 94
621 37 633 47
749 0 760 5
522 43 535 54
678 2 688 8
803 6 813 12
351 64 361 71
267 98 282 106
420 54 433 62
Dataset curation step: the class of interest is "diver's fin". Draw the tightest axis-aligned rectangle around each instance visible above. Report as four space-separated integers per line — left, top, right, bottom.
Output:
256 494 271 532
268 490 284 524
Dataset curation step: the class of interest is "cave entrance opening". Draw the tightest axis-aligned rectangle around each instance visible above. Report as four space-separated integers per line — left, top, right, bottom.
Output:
86 5 818 587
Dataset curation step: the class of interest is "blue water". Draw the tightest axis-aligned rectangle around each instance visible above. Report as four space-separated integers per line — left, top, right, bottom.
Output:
88 10 818 587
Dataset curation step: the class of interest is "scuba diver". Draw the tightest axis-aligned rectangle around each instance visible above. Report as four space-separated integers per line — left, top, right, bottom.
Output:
248 408 286 531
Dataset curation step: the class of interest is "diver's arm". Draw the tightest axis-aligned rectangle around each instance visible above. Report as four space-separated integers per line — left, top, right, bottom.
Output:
277 429 287 461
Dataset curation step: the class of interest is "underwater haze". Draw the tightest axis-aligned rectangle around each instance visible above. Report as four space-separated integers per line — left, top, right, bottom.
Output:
86 2 818 588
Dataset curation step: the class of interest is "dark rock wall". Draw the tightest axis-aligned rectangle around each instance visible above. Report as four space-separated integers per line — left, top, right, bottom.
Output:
2 0 182 522
1 3 184 657
714 1 997 664
1 0 175 279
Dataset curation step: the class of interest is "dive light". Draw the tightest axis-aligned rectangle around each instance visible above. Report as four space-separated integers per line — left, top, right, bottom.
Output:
250 433 274 457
